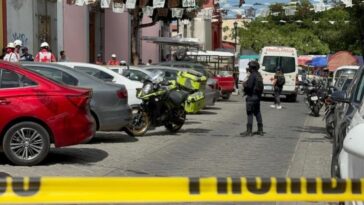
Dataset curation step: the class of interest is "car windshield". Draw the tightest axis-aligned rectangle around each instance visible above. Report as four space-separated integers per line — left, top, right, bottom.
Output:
335 68 357 80
262 56 296 73
354 71 364 103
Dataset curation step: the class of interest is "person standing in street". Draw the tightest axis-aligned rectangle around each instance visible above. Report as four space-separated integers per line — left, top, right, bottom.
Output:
107 54 119 65
95 53 104 65
270 67 285 109
34 42 56 63
241 61 264 137
20 47 34 61
59 50 68 62
14 40 22 60
3 43 19 63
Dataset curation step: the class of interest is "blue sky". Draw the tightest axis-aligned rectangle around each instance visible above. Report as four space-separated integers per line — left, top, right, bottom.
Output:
222 0 326 18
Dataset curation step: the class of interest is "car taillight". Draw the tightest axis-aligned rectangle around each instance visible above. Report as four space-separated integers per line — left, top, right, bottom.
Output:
117 89 128 99
67 91 92 108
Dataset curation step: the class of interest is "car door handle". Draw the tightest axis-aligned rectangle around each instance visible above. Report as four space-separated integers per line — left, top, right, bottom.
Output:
0 99 10 105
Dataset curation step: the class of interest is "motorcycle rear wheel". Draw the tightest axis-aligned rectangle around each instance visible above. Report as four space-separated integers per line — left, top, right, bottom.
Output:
165 107 186 133
125 107 150 137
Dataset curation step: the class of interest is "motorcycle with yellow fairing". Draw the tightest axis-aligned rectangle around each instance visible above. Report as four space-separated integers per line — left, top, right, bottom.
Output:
125 71 188 136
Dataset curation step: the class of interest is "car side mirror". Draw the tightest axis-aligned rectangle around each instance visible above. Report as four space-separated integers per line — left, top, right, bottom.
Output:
331 90 349 103
344 123 364 158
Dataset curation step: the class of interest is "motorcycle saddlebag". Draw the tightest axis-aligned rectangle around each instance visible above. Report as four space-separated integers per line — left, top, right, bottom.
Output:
185 91 205 114
177 70 207 92
168 90 189 106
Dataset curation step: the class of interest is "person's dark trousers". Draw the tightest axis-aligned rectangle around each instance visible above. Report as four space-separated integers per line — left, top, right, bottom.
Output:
274 86 282 106
245 95 263 135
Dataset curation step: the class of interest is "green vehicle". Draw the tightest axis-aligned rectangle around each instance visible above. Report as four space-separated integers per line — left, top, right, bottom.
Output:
125 71 188 136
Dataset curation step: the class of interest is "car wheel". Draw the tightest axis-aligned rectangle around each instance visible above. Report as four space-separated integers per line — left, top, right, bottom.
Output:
3 122 50 166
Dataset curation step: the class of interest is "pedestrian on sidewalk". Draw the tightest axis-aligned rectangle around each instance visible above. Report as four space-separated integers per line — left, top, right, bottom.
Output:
14 40 22 60
59 50 68 62
107 54 119 65
3 43 19 63
34 42 57 63
241 61 264 137
95 53 104 65
20 47 34 61
270 67 285 109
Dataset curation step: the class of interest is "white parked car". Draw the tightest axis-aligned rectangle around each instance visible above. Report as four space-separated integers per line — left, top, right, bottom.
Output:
57 62 142 105
338 100 364 205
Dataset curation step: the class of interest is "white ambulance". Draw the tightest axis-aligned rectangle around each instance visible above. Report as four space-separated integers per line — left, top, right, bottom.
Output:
259 46 299 102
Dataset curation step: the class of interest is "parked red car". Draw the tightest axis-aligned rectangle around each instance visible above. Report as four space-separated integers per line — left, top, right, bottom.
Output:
0 61 95 165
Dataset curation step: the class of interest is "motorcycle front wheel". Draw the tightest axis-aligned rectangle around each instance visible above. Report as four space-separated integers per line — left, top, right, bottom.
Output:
125 107 150 137
312 104 321 117
165 107 186 133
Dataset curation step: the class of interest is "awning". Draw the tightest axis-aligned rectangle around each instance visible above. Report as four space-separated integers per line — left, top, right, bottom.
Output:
186 50 235 57
308 56 328 68
298 55 313 66
328 51 358 72
141 36 202 47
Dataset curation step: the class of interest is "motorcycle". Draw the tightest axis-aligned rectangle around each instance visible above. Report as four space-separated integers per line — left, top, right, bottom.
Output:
303 79 324 117
323 86 337 138
125 71 188 137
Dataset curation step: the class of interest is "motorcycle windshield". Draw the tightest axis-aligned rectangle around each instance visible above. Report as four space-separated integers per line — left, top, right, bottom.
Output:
149 70 165 83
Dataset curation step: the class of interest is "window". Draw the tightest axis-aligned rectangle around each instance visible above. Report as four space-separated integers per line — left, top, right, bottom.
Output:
0 69 37 88
164 70 178 80
262 56 296 73
25 66 78 86
354 72 364 103
123 70 148 81
335 69 357 81
75 66 114 82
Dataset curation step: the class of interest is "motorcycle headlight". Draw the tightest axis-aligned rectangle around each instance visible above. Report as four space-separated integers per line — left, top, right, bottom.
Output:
142 83 153 94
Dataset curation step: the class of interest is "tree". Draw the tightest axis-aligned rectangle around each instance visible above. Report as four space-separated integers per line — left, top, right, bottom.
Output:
350 0 364 56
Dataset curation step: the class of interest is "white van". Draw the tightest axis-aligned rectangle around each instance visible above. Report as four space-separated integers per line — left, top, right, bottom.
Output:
259 46 298 102
332 65 359 86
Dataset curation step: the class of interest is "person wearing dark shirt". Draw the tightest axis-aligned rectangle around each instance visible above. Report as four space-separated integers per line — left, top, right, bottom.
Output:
20 47 34 61
241 61 263 136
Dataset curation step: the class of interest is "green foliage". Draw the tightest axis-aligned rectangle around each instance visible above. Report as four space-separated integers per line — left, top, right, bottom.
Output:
240 3 363 55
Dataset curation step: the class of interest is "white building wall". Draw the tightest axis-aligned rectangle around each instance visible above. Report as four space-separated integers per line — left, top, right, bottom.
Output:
6 0 35 53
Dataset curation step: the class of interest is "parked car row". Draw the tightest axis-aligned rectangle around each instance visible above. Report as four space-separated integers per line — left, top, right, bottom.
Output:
322 65 364 204
0 60 228 165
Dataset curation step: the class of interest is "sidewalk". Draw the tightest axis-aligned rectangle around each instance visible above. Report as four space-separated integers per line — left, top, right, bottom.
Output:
278 111 333 205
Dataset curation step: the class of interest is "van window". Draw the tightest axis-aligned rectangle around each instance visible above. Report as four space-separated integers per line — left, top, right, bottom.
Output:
262 56 296 73
334 69 357 81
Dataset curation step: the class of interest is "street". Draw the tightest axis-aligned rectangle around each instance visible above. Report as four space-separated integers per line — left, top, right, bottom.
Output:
0 95 331 179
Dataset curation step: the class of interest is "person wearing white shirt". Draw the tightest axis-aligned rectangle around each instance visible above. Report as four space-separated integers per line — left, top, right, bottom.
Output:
3 43 19 63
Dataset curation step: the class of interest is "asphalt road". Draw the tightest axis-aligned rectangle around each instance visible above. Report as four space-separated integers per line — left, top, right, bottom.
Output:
0 94 310 178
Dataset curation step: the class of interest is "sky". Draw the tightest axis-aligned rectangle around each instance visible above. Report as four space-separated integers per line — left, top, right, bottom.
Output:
221 0 327 18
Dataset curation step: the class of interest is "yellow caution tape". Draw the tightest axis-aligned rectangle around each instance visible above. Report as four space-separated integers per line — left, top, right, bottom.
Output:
0 177 363 204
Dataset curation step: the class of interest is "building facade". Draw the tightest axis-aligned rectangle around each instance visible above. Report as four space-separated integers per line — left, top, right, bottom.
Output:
3 0 160 63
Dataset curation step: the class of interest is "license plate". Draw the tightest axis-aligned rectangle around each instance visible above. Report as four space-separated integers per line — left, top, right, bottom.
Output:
311 96 318 101
264 85 273 90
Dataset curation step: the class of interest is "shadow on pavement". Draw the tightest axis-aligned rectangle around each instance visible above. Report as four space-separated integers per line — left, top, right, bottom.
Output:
144 128 211 137
196 110 217 115
203 106 222 110
291 125 327 135
89 132 138 144
184 121 202 125
43 148 108 165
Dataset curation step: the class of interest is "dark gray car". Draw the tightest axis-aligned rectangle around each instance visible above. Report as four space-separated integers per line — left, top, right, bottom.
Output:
21 62 131 133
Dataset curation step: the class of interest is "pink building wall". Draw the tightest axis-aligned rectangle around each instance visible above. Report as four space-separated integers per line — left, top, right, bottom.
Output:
104 10 130 63
63 2 89 62
140 17 160 64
